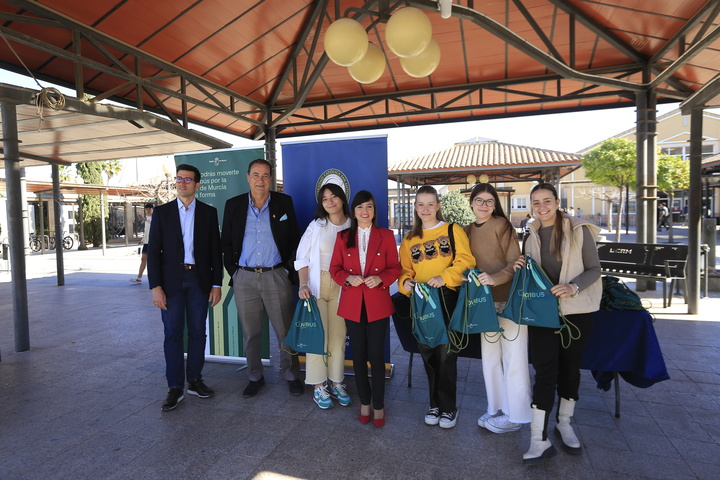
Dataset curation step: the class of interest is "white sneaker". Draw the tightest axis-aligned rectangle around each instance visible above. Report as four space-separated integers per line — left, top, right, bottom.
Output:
478 412 493 428
485 414 522 433
425 407 440 425
439 410 458 429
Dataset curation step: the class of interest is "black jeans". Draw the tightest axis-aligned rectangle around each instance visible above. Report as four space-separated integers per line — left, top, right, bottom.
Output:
528 312 594 413
417 286 459 414
345 303 388 410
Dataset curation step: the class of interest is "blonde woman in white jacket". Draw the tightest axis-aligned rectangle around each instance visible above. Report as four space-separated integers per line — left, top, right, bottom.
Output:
295 183 351 410
516 183 602 465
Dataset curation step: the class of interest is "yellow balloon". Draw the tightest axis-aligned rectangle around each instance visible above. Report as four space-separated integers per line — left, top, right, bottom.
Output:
324 18 369 66
385 7 432 58
348 43 386 84
400 38 441 78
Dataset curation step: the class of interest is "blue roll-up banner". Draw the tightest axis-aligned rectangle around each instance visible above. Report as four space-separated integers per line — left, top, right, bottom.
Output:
282 135 393 376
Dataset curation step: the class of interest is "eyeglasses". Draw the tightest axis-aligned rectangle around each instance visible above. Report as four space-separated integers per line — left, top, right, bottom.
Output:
472 198 495 207
175 176 194 184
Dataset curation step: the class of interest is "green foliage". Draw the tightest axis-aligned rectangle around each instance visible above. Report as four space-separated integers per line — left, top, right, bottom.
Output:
657 153 689 192
440 190 475 227
58 165 73 183
101 160 123 183
582 137 637 188
76 162 108 246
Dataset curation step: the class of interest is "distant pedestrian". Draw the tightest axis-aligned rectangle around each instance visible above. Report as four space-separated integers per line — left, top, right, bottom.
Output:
577 208 582 219
658 204 669 231
130 203 153 284
568 207 575 217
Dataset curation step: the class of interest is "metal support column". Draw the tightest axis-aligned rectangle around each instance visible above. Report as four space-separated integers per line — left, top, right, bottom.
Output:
687 108 703 314
77 197 87 250
20 167 29 254
1 101 30 353
51 165 65 286
635 90 658 290
100 189 106 256
124 200 133 246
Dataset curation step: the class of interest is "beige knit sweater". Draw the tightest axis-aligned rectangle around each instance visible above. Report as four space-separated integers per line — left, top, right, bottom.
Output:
464 215 521 303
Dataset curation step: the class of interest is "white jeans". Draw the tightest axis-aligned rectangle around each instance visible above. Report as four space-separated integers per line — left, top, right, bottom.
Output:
481 306 532 424
305 270 347 385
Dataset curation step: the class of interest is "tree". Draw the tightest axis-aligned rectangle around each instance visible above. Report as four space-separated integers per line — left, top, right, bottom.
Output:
101 160 123 184
76 162 107 246
657 153 690 243
582 137 637 241
440 190 474 227
58 165 74 183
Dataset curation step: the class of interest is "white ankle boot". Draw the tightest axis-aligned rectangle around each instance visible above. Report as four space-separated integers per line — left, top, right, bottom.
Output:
523 405 556 464
554 397 582 454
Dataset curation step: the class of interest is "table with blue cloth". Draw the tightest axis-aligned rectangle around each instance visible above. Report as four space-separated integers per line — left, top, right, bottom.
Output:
582 308 670 416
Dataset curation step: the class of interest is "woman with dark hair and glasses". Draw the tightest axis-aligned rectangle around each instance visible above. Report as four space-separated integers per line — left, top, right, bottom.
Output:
517 182 601 464
464 183 531 434
329 190 401 427
398 185 475 429
295 183 352 410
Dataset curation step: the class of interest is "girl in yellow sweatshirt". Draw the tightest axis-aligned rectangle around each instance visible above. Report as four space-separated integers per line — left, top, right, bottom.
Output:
398 185 475 429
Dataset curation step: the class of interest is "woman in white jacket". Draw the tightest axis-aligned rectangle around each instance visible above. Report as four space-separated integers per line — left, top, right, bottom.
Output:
517 183 602 464
295 183 351 409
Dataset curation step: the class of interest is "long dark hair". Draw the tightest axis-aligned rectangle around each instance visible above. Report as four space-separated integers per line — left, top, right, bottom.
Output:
406 185 444 240
314 183 350 221
530 182 565 260
469 182 515 238
345 190 376 249
469 182 507 219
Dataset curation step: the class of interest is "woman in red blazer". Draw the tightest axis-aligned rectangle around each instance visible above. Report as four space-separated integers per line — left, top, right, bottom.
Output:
330 190 401 427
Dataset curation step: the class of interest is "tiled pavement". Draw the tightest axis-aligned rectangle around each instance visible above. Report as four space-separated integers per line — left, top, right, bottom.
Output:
1 238 719 480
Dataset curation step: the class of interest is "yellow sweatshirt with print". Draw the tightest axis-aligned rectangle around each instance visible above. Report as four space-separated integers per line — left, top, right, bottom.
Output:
398 222 476 295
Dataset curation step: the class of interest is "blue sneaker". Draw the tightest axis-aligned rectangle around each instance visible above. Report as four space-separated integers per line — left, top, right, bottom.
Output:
313 385 333 409
330 383 352 407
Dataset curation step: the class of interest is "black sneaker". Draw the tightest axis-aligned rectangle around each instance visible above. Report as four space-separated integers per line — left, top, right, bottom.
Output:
288 378 304 396
243 377 265 398
188 379 215 398
161 387 184 412
439 410 458 429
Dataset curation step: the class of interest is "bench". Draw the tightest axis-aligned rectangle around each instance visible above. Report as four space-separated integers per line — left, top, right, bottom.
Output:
596 242 687 308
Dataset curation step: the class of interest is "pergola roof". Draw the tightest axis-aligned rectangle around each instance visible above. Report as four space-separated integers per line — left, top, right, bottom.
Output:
0 178 151 197
0 83 231 167
388 137 582 185
1 0 720 144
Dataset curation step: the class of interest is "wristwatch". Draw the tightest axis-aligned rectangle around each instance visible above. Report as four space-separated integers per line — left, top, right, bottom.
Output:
570 282 580 297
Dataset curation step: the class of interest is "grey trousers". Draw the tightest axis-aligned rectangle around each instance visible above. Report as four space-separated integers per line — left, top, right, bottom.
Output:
233 267 300 382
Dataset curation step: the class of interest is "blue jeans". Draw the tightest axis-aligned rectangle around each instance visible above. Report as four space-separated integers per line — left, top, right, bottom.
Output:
161 270 209 389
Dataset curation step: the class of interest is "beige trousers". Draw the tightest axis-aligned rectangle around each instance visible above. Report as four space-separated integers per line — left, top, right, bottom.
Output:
305 270 347 385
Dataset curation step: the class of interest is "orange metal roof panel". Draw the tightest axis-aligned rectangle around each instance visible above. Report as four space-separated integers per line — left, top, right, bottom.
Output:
1 0 719 141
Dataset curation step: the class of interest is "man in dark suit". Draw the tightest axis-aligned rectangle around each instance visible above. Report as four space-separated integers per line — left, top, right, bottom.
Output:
221 159 302 397
147 164 222 411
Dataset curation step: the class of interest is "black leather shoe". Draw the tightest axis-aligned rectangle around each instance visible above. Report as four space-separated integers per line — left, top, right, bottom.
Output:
243 377 265 398
188 379 215 398
161 388 184 412
288 378 304 396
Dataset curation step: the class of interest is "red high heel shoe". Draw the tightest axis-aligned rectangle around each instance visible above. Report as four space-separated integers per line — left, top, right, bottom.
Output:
359 405 371 425
373 409 385 428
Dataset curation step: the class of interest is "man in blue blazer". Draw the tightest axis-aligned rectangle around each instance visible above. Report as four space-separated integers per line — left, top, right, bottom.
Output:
147 164 222 411
221 159 302 398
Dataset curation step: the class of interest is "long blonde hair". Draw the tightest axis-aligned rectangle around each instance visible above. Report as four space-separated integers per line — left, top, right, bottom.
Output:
406 185 444 240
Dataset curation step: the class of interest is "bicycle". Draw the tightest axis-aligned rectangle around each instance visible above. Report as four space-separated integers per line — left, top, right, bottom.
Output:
29 233 74 251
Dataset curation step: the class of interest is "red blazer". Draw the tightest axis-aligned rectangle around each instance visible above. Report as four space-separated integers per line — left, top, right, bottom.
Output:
329 226 401 322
